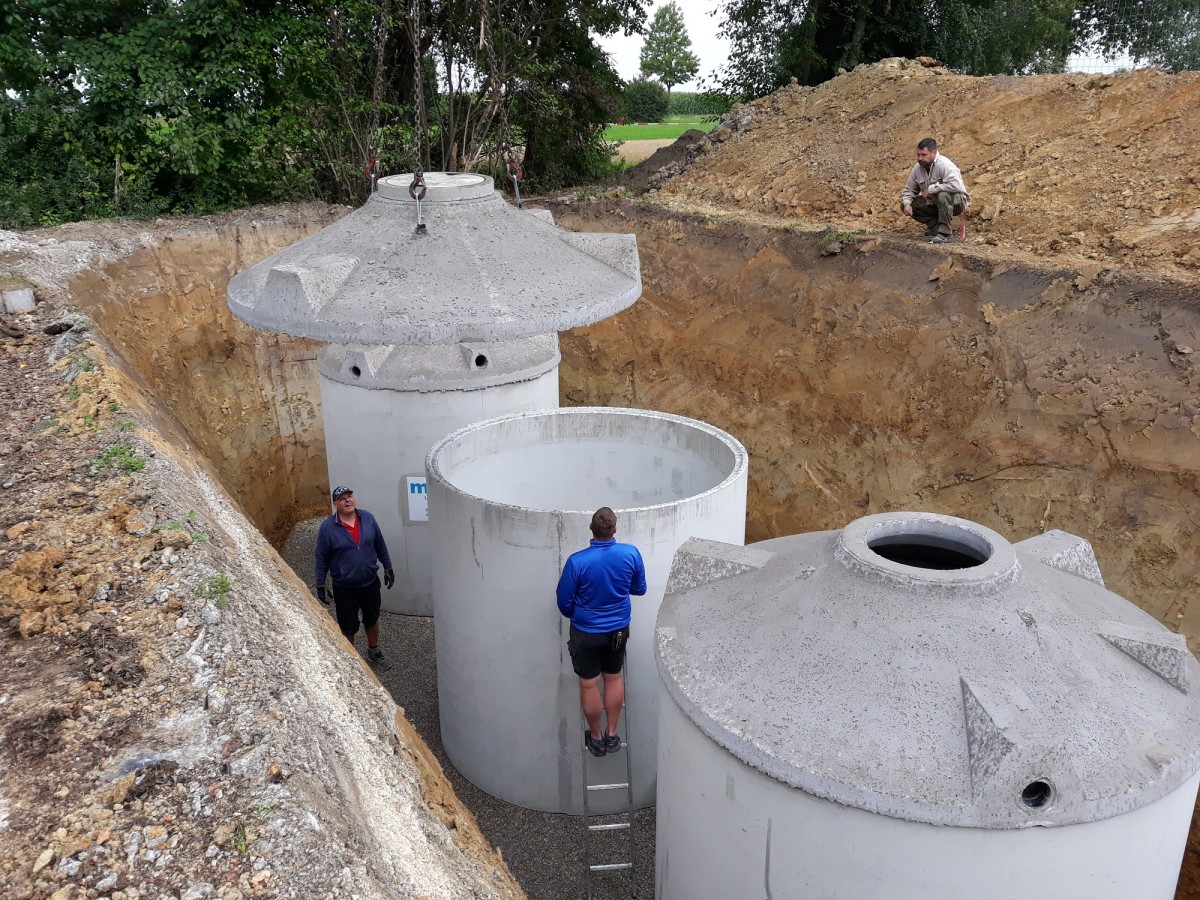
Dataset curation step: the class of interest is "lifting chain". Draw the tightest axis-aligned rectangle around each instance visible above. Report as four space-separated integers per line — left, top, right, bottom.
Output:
409 171 427 234
409 0 430 233
507 158 523 209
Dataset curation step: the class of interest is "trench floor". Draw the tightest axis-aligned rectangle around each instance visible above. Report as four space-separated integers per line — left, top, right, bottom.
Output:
283 520 655 900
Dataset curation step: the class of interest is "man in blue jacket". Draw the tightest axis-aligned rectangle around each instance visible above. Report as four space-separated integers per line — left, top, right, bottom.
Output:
315 486 395 671
556 507 647 758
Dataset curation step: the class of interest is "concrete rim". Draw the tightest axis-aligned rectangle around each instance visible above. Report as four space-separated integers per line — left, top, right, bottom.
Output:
426 406 749 516
376 172 495 202
316 336 560 392
834 511 1020 592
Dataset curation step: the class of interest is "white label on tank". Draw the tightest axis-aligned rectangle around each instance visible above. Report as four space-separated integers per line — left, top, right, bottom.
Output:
406 476 429 522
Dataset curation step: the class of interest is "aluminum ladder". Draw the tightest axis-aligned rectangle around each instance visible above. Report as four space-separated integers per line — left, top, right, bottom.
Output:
580 660 637 899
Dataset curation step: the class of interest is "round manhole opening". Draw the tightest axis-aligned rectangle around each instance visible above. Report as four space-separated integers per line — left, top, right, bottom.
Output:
1020 780 1054 809
838 514 1015 588
474 353 489 368
350 365 362 379
867 533 988 570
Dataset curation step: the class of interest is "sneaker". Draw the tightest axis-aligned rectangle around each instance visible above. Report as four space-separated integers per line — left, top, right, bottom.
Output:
931 234 952 244
604 732 622 754
367 647 393 671
584 730 607 758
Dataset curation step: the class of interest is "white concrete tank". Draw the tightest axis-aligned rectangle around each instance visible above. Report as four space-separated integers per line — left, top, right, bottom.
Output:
316 337 559 615
426 407 748 814
655 514 1200 900
227 173 642 614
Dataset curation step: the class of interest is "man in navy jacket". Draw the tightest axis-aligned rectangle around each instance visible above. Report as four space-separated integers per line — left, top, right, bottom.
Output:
556 507 647 757
315 486 395 670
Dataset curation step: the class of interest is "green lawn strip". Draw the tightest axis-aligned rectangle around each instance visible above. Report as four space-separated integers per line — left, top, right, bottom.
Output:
604 120 716 142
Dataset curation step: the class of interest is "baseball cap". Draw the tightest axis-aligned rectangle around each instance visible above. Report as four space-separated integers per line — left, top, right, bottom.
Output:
331 485 353 501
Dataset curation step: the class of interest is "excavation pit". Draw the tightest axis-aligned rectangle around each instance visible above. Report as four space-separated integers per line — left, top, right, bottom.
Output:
17 198 1200 898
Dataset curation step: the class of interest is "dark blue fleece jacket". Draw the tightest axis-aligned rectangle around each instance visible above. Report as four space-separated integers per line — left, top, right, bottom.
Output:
314 509 392 588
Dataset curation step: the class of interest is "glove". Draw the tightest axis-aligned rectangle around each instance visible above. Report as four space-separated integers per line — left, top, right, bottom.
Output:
384 568 395 590
316 584 329 605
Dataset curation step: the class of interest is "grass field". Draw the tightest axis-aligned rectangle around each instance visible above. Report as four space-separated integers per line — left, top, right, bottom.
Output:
604 116 718 142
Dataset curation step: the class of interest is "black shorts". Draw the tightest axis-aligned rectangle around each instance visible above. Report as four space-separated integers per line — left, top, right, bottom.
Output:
332 577 381 636
568 625 629 679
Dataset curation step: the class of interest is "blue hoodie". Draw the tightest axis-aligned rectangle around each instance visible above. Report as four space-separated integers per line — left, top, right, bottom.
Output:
556 539 647 633
315 508 393 588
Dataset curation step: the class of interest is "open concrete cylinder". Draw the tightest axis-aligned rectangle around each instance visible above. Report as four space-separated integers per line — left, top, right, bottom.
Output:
427 407 748 813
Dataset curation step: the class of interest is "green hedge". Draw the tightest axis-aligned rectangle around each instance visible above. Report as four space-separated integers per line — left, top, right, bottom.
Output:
621 78 669 123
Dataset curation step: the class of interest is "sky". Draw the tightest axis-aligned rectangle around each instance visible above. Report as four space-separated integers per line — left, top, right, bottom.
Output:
597 0 731 92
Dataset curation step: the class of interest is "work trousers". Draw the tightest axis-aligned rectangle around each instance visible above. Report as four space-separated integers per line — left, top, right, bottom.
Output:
912 192 965 236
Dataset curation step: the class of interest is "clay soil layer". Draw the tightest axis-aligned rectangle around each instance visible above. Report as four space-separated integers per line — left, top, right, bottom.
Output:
557 202 1199 647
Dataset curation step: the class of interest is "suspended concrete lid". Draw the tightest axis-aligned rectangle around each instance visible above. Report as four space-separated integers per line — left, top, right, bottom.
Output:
227 173 641 344
656 512 1200 829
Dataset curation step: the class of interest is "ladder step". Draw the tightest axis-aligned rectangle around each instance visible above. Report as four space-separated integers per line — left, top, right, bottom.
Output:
590 863 633 872
586 782 629 791
588 822 630 832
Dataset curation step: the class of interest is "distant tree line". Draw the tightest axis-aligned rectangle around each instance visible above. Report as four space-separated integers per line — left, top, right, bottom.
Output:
0 0 650 228
713 0 1200 98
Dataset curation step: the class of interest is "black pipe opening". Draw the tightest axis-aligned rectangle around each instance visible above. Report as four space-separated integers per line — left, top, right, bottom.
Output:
867 534 988 570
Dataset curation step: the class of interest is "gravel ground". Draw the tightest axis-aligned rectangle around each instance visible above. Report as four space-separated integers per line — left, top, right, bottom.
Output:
282 519 655 900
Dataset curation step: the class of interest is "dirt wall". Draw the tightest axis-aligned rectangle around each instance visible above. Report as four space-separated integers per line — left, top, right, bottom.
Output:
38 199 1199 644
66 206 347 543
555 202 1200 646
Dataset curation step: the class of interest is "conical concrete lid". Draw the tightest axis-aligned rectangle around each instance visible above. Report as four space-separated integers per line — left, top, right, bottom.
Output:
656 512 1200 828
227 173 641 344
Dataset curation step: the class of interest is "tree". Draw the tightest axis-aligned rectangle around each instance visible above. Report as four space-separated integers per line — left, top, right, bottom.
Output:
1073 0 1200 71
639 1 700 98
713 0 1083 97
0 0 652 226
0 0 326 224
473 0 650 190
622 76 669 122
711 0 1199 101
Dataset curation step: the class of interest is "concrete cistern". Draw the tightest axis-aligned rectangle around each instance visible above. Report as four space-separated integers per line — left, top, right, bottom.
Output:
656 512 1200 900
226 173 642 614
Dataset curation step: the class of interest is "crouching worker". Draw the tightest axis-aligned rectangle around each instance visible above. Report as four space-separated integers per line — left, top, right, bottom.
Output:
315 485 395 671
900 137 970 244
556 507 647 758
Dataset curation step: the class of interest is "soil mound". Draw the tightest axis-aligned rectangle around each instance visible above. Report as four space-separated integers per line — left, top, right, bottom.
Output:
651 57 1200 281
623 128 710 191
